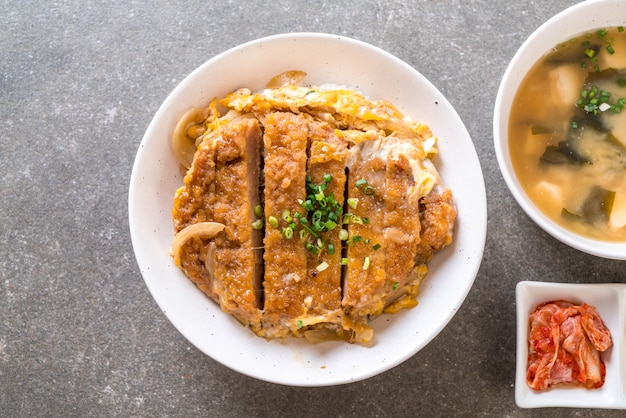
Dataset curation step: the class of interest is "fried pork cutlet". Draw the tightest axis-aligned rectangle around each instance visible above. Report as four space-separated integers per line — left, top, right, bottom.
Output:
259 112 310 338
172 116 263 328
171 78 456 344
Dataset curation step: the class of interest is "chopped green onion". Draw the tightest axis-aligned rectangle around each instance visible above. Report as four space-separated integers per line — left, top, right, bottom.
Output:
347 197 359 209
327 243 335 255
254 205 263 218
323 174 332 183
607 45 615 55
362 217 370 224
372 243 381 251
301 199 315 211
364 185 375 195
392 282 399 291
305 242 319 254
282 209 292 223
350 215 363 225
296 319 303 328
341 257 349 265
324 220 337 231
312 210 322 224
282 227 293 239
584 48 596 58
251 219 264 230
268 216 279 228
355 178 368 188
339 229 348 241
362 256 370 270
316 261 329 272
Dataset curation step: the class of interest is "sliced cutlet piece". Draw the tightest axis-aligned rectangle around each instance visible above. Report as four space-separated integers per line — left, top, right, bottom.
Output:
414 184 457 265
260 112 310 338
342 138 387 331
300 120 348 335
380 141 427 314
210 116 263 327
172 128 219 300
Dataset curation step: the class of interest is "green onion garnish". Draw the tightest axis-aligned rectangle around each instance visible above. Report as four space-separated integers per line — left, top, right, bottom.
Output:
282 209 292 223
316 261 329 272
362 256 370 270
350 215 363 225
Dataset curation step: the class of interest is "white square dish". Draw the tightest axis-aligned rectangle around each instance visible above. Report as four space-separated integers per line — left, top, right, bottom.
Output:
515 281 626 409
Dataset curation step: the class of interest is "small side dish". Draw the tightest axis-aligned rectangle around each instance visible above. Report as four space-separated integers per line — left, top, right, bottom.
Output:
527 300 613 390
515 280 626 409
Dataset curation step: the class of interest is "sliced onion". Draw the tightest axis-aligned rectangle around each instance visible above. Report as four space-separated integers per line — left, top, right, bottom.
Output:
171 106 211 169
170 222 225 267
265 70 307 89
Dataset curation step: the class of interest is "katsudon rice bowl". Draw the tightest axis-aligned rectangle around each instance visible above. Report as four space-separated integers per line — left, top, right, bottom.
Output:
129 33 486 386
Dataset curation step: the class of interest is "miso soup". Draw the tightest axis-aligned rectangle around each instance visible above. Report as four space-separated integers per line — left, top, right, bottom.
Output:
509 26 626 241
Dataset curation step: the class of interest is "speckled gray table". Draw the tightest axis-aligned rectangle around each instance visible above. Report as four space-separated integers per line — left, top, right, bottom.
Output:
2 1 624 416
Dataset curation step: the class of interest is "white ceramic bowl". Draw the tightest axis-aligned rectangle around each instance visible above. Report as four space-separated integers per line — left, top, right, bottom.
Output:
516 281 626 409
129 32 486 386
493 0 626 260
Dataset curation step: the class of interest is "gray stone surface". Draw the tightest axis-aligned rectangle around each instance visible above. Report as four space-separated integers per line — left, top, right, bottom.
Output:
1 0 623 416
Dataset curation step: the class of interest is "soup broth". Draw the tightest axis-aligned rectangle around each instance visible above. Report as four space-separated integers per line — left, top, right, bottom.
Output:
509 26 626 241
